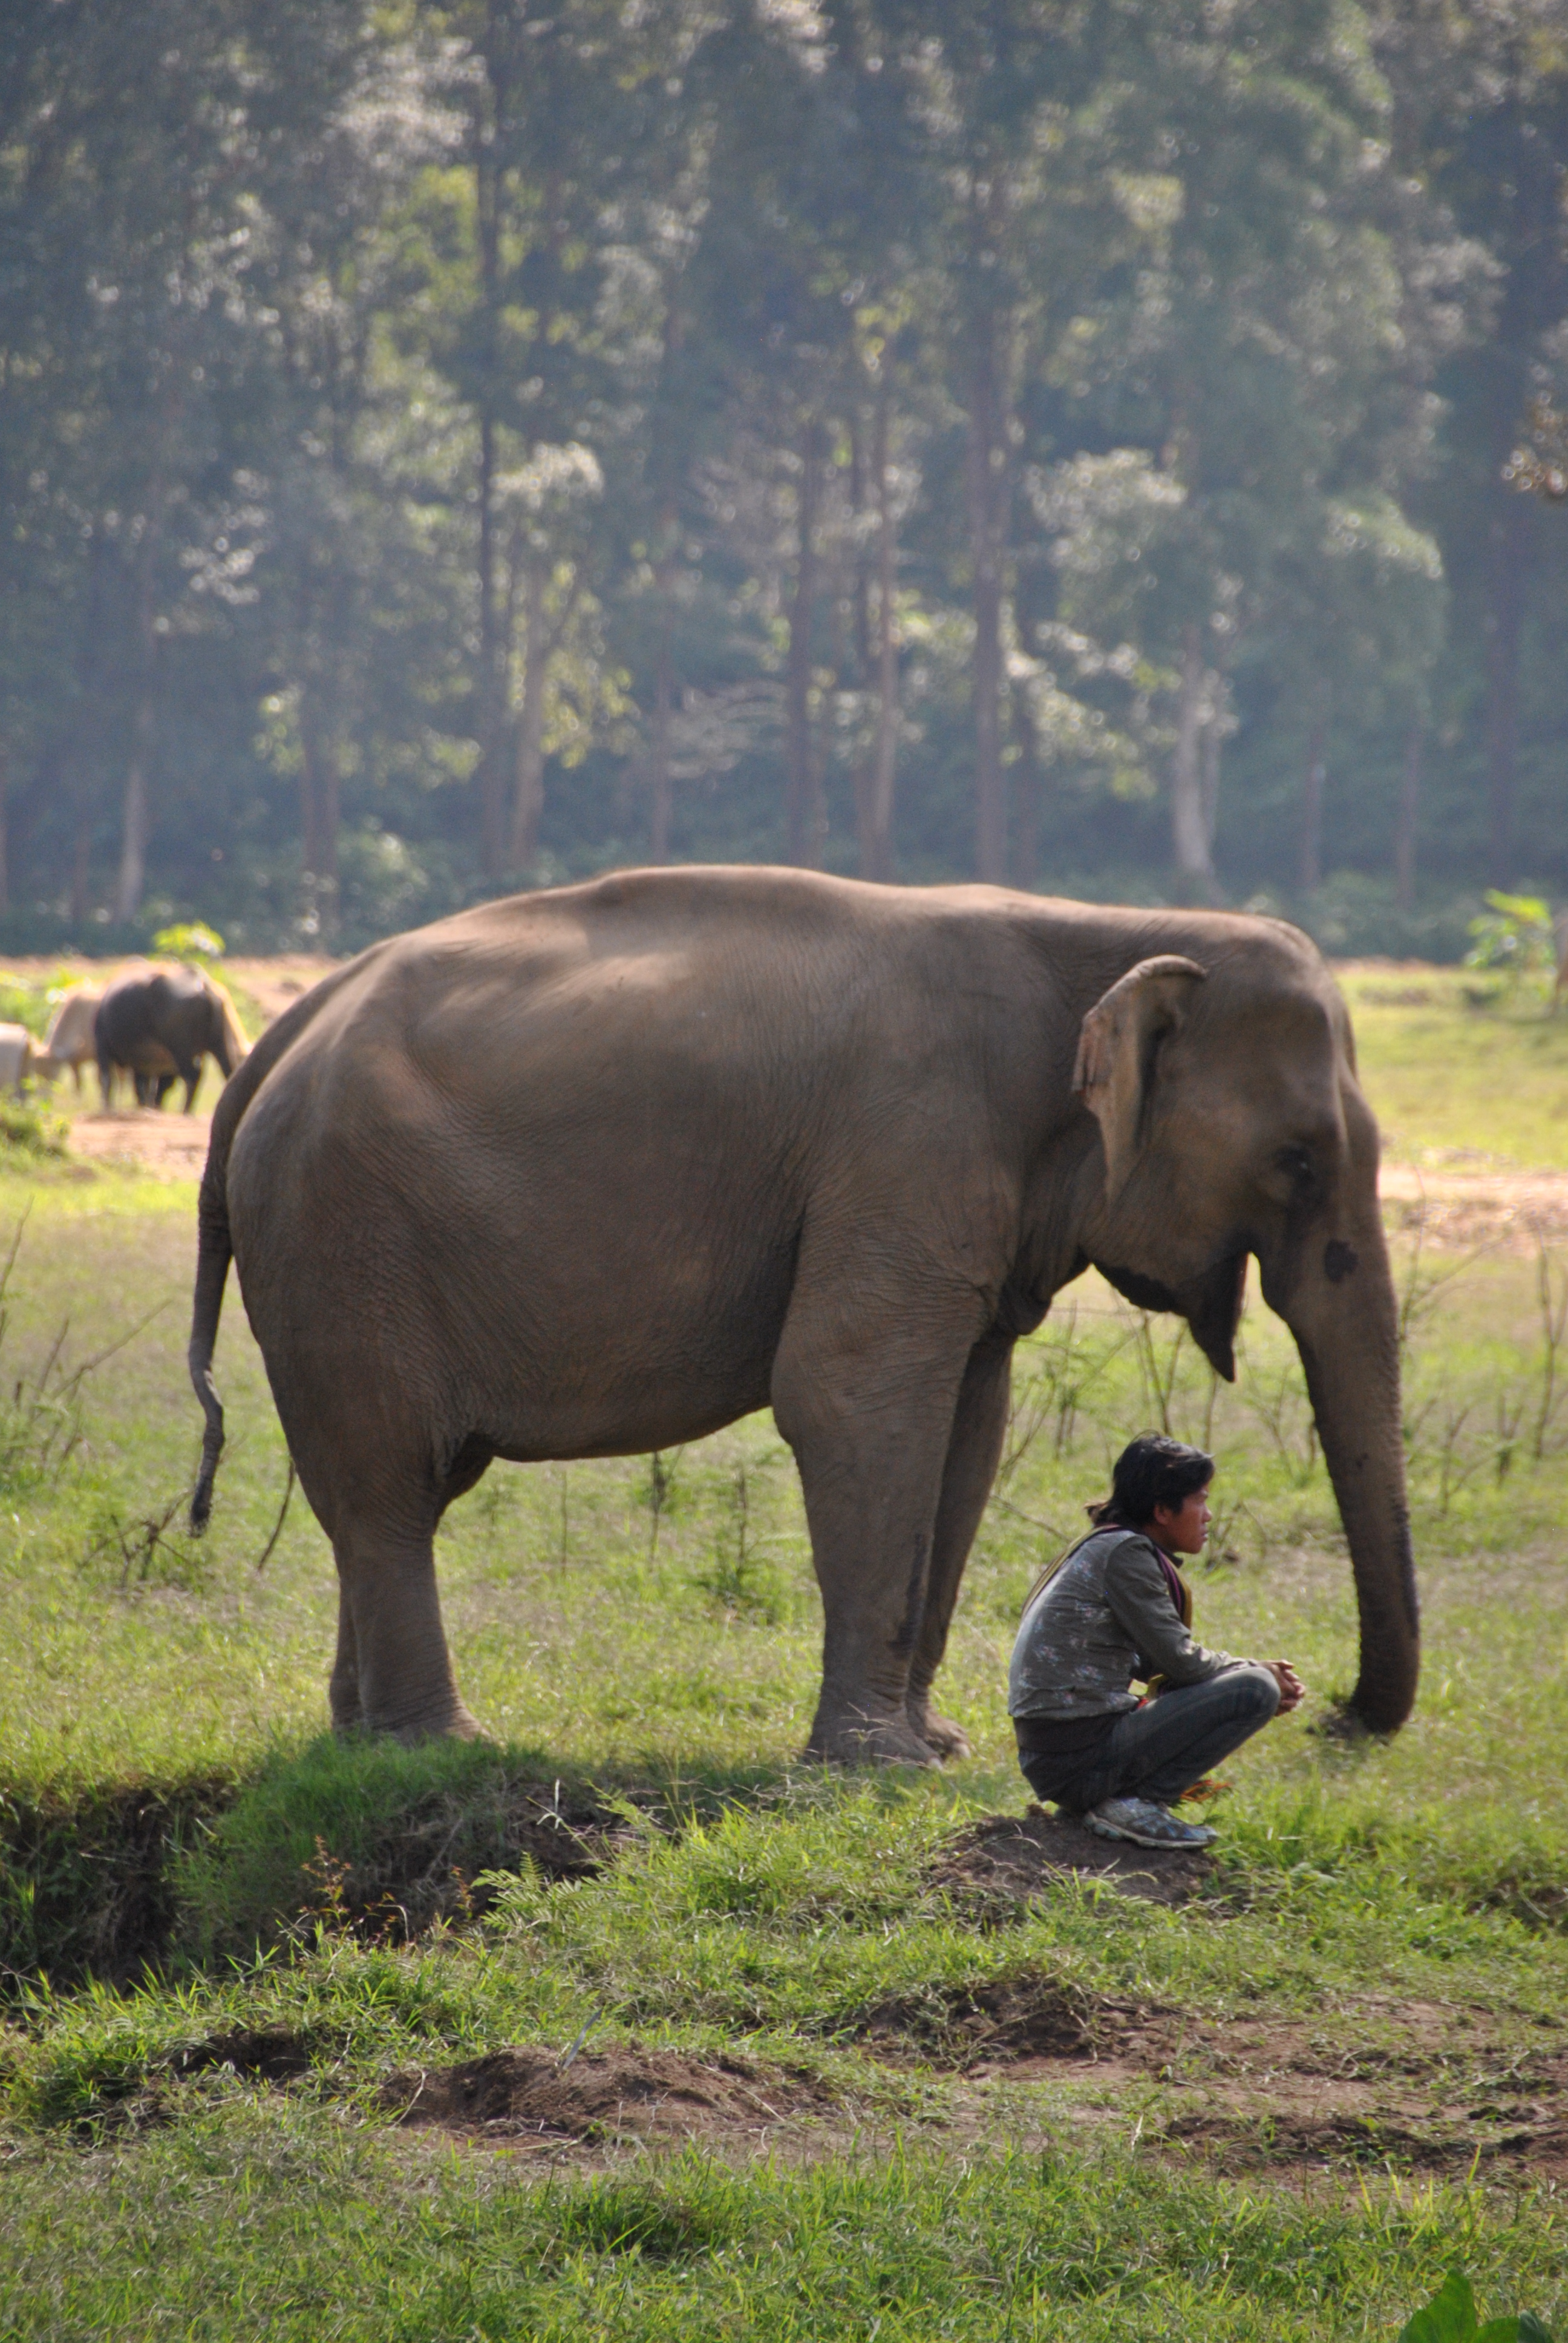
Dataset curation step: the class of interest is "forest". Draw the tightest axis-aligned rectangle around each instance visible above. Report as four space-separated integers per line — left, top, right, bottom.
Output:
3 0 1567 956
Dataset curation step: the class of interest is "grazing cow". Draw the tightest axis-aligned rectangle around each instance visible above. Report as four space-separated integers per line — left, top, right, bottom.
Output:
96 964 249 1112
0 1023 34 1096
39 985 102 1094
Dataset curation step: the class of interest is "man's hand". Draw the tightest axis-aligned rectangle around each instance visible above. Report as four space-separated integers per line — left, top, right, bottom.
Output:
1269 1660 1306 1715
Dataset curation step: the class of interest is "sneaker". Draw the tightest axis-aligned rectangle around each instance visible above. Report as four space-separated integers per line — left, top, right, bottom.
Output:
1082 1795 1217 1850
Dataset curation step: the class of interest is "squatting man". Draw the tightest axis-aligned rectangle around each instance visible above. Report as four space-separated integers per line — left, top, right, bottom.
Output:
1008 1435 1305 1852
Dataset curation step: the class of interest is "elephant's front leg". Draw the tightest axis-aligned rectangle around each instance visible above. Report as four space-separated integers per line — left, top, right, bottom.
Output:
906 1332 1013 1759
773 1307 977 1766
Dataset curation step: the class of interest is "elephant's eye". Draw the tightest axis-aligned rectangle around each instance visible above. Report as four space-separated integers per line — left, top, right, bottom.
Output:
1276 1144 1319 1198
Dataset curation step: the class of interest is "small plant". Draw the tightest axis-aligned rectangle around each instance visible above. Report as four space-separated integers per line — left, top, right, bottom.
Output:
690 1460 785 1622
1463 890 1555 1001
644 1446 685 1559
0 1096 69 1161
87 1492 209 1593
1394 2267 1553 2342
150 920 225 963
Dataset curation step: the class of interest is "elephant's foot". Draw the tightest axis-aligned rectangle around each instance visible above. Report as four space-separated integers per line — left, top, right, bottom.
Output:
329 1677 363 1735
805 1700 940 1768
387 1696 485 1745
908 1703 972 1761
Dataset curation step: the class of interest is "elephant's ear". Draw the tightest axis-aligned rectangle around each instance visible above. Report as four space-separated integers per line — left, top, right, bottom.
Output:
1073 955 1207 1202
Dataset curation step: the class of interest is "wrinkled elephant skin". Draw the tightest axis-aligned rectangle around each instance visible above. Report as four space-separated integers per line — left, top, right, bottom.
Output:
188 869 1416 1758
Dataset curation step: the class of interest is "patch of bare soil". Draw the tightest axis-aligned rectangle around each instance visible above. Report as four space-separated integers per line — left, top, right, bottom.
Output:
1380 1161 1568 1252
1149 2007 1568 2180
851 1973 1105 2065
932 1806 1215 1916
64 1107 211 1179
385 2045 839 2155
177 2027 318 2082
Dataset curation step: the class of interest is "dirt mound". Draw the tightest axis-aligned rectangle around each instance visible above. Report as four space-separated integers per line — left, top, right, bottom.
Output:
387 2045 834 2150
932 1806 1214 1916
178 2028 316 2082
0 1772 238 1992
852 1973 1101 2065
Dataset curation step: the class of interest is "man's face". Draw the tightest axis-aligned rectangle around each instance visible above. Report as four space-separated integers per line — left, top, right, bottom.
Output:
1153 1484 1211 1557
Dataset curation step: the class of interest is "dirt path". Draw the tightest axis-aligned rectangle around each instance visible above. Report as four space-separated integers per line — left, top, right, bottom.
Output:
65 1108 214 1179
1379 1161 1568 1251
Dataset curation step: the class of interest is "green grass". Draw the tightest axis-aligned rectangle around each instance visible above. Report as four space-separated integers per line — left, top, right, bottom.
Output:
2 974 1568 2338
1 2120 1560 2341
1338 962 1568 1167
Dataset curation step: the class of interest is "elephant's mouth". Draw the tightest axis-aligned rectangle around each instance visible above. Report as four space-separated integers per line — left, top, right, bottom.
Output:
1095 1249 1249 1381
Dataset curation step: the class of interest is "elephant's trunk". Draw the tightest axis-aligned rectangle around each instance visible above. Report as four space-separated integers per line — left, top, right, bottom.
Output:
1265 1204 1419 1734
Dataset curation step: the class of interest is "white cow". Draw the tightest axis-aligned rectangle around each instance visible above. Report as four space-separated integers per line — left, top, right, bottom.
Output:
0 1023 36 1096
39 986 101 1093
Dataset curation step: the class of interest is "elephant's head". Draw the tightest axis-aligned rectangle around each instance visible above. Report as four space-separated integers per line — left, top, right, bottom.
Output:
1072 934 1416 1732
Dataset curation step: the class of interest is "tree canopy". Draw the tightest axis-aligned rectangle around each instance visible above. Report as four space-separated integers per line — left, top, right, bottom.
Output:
1 0 1564 953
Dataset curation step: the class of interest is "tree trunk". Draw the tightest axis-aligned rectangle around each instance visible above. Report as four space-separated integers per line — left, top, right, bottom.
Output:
1200 704 1223 859
477 410 507 875
298 691 324 878
71 815 91 926
1485 499 1530 885
114 560 158 924
509 559 549 869
319 746 339 928
1394 723 1421 914
786 421 822 865
863 375 897 883
1169 623 1214 897
967 313 1010 885
1298 713 1327 894
848 407 875 873
649 562 674 863
1010 684 1040 891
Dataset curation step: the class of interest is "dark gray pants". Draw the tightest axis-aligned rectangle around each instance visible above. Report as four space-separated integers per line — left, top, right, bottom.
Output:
1024 1663 1281 1815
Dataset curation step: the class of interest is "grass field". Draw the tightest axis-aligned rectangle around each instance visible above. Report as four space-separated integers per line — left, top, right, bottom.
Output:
1 965 1566 2340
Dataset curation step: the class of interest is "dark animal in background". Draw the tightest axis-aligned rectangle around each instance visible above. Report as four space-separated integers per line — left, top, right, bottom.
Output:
96 963 249 1111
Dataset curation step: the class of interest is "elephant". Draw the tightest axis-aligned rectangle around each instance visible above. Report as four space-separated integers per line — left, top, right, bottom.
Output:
97 963 249 1111
188 866 1416 1760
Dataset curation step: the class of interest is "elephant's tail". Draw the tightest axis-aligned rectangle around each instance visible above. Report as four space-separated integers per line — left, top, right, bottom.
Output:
189 1139 233 1535
185 942 389 1533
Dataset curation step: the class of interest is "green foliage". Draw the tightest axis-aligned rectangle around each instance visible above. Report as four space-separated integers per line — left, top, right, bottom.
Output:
1464 893 1556 995
149 922 225 964
1396 2268 1556 2343
0 1097 68 1162
0 4 1563 934
174 1735 603 1961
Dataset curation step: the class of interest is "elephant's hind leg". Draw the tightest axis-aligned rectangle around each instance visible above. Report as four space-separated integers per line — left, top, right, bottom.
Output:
329 1575 364 1733
330 1502 482 1742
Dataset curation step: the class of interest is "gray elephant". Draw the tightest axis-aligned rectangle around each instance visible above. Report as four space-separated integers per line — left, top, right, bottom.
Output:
188 868 1416 1760
97 964 249 1111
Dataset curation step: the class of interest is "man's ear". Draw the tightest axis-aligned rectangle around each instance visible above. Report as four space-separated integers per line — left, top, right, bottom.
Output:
1073 955 1207 1203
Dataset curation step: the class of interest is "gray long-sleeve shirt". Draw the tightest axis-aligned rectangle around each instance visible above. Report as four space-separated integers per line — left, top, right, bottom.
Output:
1008 1526 1238 1720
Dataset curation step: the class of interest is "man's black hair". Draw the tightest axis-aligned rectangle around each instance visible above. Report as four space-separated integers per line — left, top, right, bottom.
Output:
1096 1434 1214 1529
